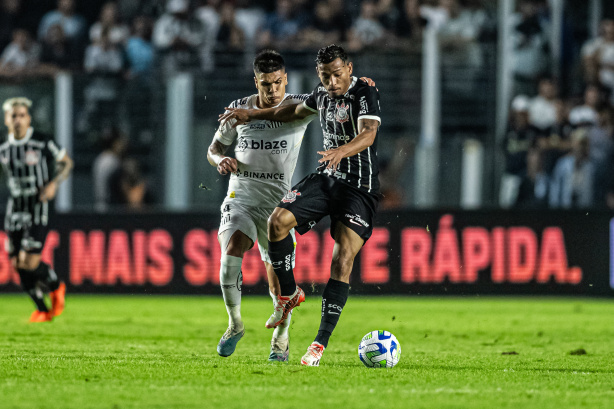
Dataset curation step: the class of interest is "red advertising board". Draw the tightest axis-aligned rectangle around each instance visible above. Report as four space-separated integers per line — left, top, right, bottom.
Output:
0 210 611 295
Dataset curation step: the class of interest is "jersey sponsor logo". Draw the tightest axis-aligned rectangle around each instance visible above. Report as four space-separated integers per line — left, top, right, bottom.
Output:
335 102 350 123
24 150 40 165
323 131 351 142
242 171 285 180
359 96 368 115
281 190 301 203
345 213 369 228
236 137 288 154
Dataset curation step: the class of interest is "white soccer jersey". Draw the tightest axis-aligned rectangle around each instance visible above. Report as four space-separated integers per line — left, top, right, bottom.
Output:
214 93 314 208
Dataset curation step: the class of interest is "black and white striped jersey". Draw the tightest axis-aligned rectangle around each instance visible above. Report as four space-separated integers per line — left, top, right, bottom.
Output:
303 76 381 195
0 127 65 230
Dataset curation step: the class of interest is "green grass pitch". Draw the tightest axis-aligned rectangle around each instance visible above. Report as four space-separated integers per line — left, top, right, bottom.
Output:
0 293 613 409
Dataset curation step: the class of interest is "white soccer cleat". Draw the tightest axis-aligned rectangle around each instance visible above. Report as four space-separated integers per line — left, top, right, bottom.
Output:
300 342 325 366
217 326 245 357
265 286 305 329
268 336 289 362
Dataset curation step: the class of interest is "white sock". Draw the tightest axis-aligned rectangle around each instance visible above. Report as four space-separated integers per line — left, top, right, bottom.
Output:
220 254 243 331
270 290 291 339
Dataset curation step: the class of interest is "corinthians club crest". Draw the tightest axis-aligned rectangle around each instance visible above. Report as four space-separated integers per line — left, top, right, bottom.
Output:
335 102 349 123
281 190 301 203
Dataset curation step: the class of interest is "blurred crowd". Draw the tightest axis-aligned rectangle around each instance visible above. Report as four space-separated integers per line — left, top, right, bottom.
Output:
503 16 614 211
0 0 496 80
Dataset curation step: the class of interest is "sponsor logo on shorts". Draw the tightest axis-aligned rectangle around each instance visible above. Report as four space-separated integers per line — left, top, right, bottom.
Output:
308 221 317 229
345 213 369 228
282 190 301 203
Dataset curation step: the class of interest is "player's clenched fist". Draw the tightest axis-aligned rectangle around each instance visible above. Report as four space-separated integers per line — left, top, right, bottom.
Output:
217 157 238 175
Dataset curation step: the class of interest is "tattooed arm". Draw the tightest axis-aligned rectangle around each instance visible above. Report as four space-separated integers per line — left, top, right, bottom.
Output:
39 152 74 202
207 139 237 175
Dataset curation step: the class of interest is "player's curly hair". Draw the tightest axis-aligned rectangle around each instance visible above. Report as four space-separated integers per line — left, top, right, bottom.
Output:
253 49 285 74
316 44 349 65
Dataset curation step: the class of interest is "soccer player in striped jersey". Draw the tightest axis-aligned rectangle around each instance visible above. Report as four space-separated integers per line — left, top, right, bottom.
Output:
219 44 381 366
207 50 314 361
1 97 73 322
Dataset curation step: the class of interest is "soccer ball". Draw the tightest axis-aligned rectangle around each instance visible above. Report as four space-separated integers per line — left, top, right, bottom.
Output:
358 330 401 368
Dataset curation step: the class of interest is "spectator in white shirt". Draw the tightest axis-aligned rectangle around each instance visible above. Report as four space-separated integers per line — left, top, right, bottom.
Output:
89 2 130 47
0 29 41 77
568 84 602 128
582 19 614 104
528 77 558 131
153 0 205 74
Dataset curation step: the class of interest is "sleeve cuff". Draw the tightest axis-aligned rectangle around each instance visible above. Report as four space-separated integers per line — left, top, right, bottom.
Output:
358 115 381 124
54 148 66 161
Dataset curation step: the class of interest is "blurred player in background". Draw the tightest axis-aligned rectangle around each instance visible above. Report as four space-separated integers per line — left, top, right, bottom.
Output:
219 44 381 366
207 50 313 361
1 97 73 322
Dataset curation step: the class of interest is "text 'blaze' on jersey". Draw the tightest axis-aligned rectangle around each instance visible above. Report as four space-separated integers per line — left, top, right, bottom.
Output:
303 76 381 194
0 127 66 230
214 93 314 208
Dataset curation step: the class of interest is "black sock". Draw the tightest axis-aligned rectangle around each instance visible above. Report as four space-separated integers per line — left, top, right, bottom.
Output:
17 268 48 312
314 278 350 348
34 262 60 291
268 234 296 295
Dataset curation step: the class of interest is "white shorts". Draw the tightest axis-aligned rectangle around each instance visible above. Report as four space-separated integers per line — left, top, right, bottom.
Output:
218 199 296 264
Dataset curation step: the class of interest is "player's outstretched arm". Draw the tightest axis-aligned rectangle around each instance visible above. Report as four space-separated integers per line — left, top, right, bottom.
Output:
39 152 74 202
317 118 379 170
207 139 237 175
218 102 313 128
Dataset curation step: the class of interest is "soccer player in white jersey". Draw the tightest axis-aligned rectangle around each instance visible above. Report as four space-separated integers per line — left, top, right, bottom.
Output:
219 45 381 366
207 50 313 361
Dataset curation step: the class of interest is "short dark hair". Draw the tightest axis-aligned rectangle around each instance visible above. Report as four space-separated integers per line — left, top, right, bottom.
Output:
253 49 285 74
316 44 348 65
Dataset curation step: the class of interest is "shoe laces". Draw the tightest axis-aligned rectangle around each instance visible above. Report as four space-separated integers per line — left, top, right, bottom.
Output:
223 326 242 339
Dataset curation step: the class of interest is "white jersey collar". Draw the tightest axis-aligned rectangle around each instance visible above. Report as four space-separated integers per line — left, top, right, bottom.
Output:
9 127 34 146
254 93 288 110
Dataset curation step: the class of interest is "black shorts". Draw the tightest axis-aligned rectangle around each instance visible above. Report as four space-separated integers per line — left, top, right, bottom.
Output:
278 173 379 241
6 223 49 258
